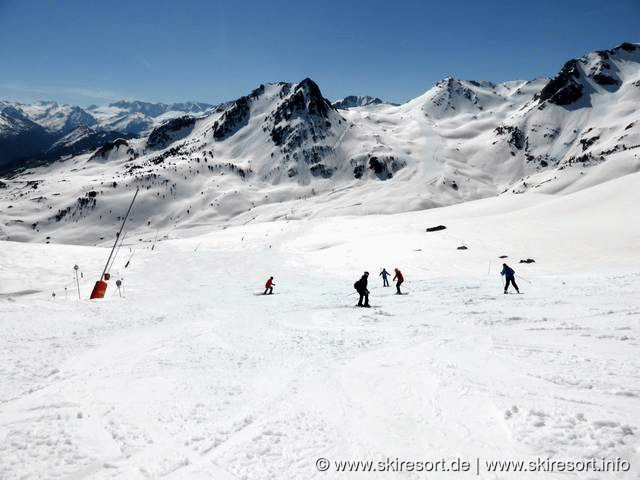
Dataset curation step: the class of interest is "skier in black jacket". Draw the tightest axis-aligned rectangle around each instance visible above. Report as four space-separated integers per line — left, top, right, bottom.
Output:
354 272 370 307
500 263 520 294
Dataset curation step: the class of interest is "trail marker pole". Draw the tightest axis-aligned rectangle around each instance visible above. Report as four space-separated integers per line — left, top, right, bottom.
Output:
74 265 81 300
124 248 135 268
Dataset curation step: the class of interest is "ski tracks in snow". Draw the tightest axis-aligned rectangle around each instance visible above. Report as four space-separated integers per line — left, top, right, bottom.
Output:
1 237 639 479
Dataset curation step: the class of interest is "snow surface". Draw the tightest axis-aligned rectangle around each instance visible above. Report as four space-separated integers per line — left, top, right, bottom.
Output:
1 170 640 479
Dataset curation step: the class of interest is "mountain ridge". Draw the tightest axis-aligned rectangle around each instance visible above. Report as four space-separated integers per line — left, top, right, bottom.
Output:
1 42 639 245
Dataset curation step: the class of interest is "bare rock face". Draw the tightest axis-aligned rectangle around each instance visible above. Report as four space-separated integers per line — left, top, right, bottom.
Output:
147 116 196 149
212 96 251 141
536 60 584 106
269 78 336 150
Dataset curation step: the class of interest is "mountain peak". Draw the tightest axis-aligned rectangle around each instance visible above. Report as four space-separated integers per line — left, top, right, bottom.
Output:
535 59 584 106
289 78 334 119
269 78 337 147
333 96 384 109
535 42 640 108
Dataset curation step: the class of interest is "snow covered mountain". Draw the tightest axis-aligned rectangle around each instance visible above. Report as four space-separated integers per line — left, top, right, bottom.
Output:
16 101 98 134
86 100 216 135
1 43 639 245
0 105 58 169
332 95 387 109
0 100 216 172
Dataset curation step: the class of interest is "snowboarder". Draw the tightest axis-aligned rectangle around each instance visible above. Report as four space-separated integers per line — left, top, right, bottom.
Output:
264 276 275 295
379 268 390 287
500 263 520 294
354 271 370 307
393 268 404 294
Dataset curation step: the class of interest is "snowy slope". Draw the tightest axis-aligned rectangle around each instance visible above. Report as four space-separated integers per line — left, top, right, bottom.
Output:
1 170 639 479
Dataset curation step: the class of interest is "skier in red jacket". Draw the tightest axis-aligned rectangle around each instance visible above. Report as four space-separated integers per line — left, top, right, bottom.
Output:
264 276 275 295
393 268 404 294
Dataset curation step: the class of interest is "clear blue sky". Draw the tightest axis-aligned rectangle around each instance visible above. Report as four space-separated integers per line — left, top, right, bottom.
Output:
1 0 638 107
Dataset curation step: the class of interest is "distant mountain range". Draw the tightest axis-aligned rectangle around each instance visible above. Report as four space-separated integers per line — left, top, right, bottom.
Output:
1 42 639 244
0 100 219 172
0 95 397 173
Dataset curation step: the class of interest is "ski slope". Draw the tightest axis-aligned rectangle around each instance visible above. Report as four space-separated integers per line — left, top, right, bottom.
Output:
1 171 639 479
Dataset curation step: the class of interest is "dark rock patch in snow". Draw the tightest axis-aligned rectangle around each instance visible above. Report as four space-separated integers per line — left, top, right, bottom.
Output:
212 96 251 141
147 116 196 149
535 60 584 106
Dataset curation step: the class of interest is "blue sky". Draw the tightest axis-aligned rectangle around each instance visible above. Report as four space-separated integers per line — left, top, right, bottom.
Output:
1 0 639 106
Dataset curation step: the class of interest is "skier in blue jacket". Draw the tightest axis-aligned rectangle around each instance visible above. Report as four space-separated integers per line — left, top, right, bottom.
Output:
379 268 390 287
500 263 520 294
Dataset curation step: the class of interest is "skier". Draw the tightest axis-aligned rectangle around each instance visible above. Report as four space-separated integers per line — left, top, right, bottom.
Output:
393 268 404 294
379 268 390 287
264 276 275 295
354 271 370 307
500 263 520 294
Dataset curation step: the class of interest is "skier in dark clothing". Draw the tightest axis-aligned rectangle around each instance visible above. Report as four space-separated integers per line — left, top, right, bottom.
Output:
393 268 404 294
500 264 519 294
354 271 370 307
264 276 275 295
379 268 390 287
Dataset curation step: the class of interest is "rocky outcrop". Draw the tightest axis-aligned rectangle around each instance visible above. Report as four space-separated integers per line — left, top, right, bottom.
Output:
89 138 132 161
147 116 196 149
333 96 384 109
212 96 251 141
536 43 639 108
495 125 526 150
269 78 338 151
535 60 584 106
351 154 406 180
